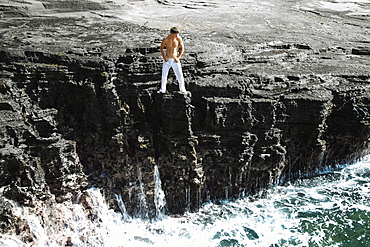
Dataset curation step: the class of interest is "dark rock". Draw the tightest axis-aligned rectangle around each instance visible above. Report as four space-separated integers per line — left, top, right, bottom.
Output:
0 0 369 237
352 47 370 55
0 102 13 110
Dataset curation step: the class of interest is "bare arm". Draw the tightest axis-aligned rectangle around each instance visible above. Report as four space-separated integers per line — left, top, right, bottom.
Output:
176 37 184 62
160 38 168 62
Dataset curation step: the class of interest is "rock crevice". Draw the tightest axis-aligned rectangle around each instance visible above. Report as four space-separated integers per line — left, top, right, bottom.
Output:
0 3 370 238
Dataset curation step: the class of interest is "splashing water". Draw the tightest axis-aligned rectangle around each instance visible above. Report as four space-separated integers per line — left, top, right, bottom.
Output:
1 155 370 247
154 165 167 220
137 165 149 219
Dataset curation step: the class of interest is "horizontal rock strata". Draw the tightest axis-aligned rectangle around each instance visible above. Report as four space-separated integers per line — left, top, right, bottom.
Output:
0 0 370 241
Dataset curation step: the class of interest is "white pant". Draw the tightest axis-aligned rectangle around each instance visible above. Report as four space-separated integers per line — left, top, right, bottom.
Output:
159 59 186 93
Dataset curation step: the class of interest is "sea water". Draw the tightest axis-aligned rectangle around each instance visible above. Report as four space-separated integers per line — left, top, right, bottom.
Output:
1 155 369 247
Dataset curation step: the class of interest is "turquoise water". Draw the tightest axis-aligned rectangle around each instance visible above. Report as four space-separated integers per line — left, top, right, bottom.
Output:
113 155 370 247
1 155 369 247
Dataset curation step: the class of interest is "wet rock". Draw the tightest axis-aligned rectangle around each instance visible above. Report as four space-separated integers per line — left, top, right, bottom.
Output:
0 0 369 233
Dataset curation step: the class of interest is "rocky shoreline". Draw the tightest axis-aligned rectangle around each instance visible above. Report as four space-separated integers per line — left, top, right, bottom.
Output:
1 0 370 242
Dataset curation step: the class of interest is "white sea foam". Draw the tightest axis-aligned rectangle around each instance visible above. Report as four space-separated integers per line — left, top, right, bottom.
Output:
3 154 370 246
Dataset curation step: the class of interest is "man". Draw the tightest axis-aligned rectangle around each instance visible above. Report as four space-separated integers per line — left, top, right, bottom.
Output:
157 27 187 93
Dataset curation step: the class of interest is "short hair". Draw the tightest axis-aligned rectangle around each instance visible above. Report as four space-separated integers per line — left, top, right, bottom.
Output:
170 27 180 34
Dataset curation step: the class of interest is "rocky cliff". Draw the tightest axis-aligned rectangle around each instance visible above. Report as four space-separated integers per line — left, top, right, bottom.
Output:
1 0 370 240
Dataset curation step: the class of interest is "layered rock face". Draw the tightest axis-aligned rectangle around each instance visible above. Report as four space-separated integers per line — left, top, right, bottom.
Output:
0 0 370 238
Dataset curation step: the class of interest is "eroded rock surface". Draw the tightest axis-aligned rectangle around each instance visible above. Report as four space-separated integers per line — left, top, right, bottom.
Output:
0 0 370 241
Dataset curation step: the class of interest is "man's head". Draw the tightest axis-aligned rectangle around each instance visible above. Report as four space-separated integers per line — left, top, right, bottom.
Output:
170 27 180 34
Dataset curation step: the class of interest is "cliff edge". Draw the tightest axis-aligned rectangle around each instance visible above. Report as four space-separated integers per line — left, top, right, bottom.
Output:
0 0 369 240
